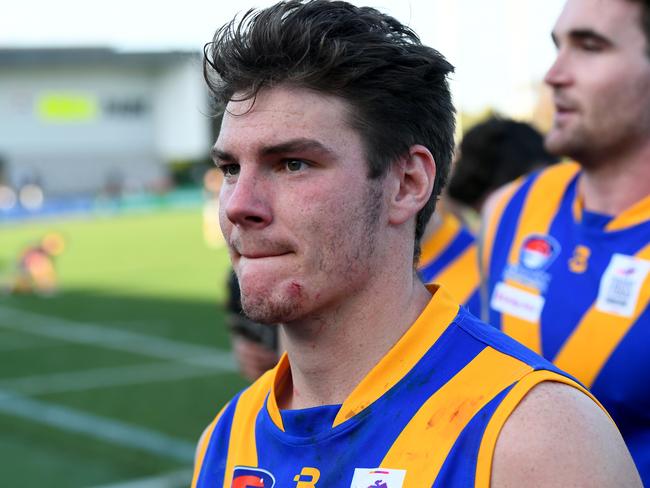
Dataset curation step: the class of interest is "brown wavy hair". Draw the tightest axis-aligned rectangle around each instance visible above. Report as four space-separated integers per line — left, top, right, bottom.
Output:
203 0 455 259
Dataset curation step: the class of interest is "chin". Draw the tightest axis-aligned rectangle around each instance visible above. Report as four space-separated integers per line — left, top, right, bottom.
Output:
239 278 308 325
545 130 575 158
544 136 564 157
241 294 302 324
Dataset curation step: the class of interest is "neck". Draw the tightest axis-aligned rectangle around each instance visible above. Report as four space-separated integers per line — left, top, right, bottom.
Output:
579 145 650 215
277 260 431 410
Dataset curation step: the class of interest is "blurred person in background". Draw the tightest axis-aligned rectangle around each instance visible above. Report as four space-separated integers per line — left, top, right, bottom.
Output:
446 117 559 232
193 1 639 486
8 233 65 296
482 0 650 482
419 117 558 318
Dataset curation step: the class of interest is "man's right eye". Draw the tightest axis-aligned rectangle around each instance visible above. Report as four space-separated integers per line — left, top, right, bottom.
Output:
579 37 605 52
220 164 240 177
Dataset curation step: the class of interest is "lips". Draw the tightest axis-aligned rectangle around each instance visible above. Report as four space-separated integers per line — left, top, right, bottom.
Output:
552 95 578 114
550 96 579 126
230 238 292 259
240 251 290 259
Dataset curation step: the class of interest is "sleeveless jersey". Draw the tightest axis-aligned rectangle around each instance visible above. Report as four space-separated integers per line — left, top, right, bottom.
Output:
418 212 481 316
483 162 650 484
193 286 593 488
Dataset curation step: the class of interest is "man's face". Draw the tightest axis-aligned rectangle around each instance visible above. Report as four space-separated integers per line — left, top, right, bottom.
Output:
214 86 386 324
544 0 650 163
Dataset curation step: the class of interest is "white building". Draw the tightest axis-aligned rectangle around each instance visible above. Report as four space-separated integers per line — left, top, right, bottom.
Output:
0 48 212 196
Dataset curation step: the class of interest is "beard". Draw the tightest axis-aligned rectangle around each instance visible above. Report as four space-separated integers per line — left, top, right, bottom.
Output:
236 180 384 325
544 124 589 161
239 287 302 325
545 118 649 170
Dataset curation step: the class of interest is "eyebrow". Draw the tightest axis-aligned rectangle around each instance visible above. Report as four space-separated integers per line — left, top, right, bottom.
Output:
552 28 613 47
212 138 338 164
211 146 236 164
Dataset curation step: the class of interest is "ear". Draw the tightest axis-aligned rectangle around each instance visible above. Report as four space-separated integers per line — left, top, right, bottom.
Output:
387 144 436 226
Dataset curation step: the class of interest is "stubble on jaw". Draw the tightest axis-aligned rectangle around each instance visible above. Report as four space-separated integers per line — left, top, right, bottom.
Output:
544 124 588 162
238 178 385 325
545 114 650 169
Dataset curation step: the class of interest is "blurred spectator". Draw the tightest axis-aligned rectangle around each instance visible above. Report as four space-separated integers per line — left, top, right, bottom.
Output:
0 184 17 211
9 233 65 296
419 117 557 315
446 117 558 232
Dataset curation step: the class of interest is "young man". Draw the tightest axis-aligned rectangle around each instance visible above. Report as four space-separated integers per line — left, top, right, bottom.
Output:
483 0 650 483
194 1 640 486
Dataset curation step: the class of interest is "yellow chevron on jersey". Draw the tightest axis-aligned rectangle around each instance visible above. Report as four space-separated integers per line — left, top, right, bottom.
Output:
606 192 650 231
481 179 525 278
379 347 531 486
419 213 463 265
418 212 481 314
494 163 581 353
434 243 479 306
554 242 650 387
194 286 593 488
474 368 598 487
333 286 460 427
484 162 650 485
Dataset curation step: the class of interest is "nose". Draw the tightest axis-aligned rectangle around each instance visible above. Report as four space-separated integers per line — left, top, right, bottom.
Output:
222 169 272 229
544 50 572 88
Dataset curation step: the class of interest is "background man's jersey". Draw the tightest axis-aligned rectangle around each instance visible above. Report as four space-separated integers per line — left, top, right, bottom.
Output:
418 212 481 316
193 286 594 488
483 162 650 484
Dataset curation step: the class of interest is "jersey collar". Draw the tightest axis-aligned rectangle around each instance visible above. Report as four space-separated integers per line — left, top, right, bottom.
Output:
265 285 461 431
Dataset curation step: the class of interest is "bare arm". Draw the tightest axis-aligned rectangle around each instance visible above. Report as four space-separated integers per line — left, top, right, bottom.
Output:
492 382 641 487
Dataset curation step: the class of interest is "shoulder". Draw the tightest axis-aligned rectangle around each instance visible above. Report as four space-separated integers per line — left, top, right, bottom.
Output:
492 381 641 487
481 162 580 226
481 179 522 227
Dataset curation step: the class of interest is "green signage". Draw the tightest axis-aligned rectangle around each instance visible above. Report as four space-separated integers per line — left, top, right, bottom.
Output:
37 93 98 122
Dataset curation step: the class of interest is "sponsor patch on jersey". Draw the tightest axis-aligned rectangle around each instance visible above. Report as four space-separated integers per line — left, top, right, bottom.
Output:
490 281 546 323
350 468 406 488
595 254 650 317
520 234 560 270
232 466 276 488
503 234 561 292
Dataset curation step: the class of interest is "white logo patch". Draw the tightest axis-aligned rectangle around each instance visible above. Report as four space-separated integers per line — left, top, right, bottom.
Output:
595 254 650 317
350 468 406 488
490 281 545 323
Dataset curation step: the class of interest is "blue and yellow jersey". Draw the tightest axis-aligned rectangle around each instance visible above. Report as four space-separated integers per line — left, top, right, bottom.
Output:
418 212 481 316
483 162 650 484
193 286 593 488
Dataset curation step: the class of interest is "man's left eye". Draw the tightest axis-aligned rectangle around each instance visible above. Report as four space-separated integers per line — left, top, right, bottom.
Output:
285 159 306 172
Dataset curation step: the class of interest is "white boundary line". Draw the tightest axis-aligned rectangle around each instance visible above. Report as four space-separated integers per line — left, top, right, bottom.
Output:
0 388 196 463
0 305 236 370
0 304 235 483
86 469 193 488
0 361 222 395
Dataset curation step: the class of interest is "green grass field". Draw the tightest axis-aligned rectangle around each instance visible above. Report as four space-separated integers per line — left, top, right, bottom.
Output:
0 207 249 487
